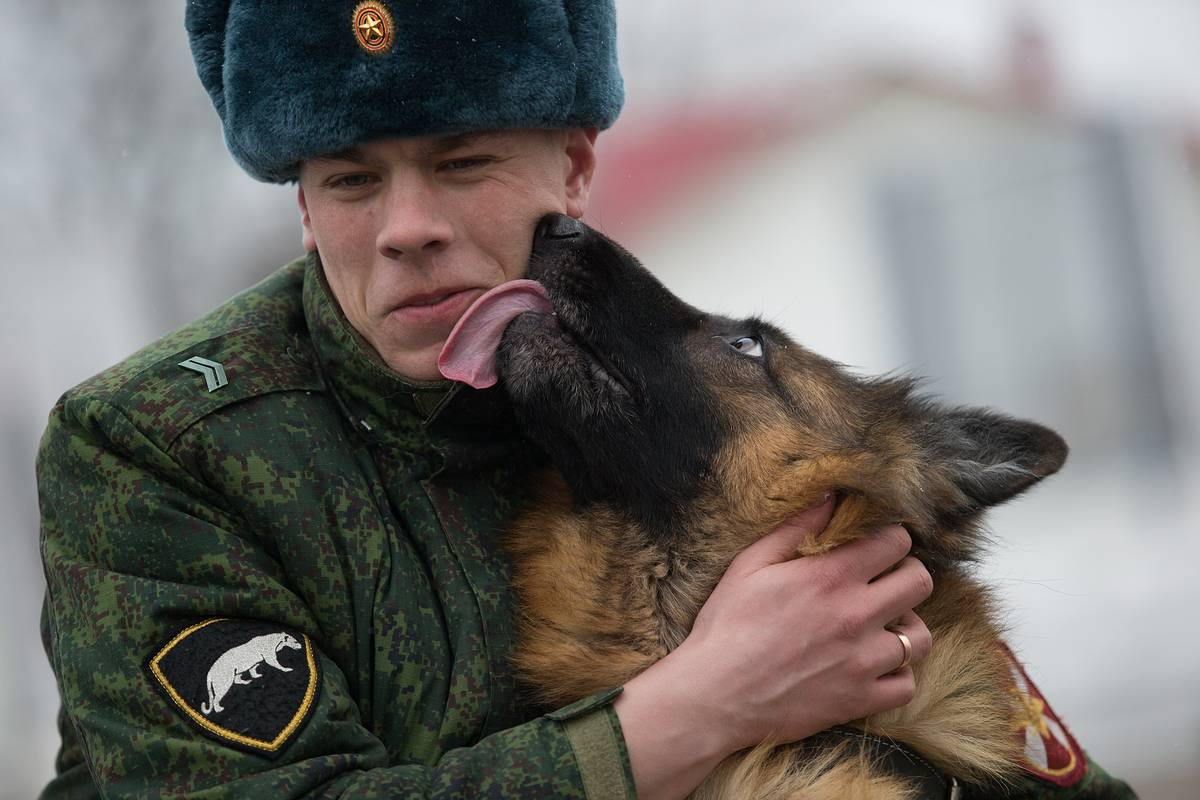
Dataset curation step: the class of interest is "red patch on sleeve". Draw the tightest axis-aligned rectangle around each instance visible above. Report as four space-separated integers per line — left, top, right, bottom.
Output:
1001 643 1088 788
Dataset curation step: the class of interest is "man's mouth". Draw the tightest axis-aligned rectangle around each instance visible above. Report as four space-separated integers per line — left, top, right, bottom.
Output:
389 287 484 326
398 286 477 308
406 293 457 307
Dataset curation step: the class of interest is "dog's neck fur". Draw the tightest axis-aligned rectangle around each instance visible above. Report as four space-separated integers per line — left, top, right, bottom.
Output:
508 475 1023 792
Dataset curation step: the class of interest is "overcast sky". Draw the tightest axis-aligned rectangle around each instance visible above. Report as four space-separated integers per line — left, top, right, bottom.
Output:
617 0 1200 124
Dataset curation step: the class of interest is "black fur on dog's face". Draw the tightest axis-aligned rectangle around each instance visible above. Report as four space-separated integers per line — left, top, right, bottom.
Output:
498 214 725 532
498 214 1067 558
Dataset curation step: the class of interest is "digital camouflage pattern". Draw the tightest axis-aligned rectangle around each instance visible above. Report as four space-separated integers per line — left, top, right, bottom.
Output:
983 761 1137 800
38 253 1133 799
38 254 634 798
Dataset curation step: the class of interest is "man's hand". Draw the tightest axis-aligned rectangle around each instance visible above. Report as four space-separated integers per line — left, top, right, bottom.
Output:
686 498 934 748
613 498 934 800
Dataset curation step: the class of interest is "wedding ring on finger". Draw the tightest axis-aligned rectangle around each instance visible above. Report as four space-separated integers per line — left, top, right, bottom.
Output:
891 629 913 670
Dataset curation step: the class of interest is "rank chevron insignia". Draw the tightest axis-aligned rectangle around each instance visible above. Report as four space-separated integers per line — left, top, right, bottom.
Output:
178 356 229 392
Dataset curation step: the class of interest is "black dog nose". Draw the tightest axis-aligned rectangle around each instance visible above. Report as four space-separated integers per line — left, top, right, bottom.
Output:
535 214 584 240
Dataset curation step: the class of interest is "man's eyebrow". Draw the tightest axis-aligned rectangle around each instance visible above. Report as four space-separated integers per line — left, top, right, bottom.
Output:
308 132 506 166
308 147 372 166
427 131 504 154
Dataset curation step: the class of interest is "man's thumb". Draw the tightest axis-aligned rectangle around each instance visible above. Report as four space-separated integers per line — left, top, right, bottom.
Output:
726 495 835 577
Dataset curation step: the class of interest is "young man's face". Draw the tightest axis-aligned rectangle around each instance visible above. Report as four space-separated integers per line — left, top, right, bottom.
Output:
298 128 597 381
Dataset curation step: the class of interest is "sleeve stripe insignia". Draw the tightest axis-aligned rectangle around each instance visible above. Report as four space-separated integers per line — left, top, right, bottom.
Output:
179 355 229 392
146 618 321 757
1001 643 1088 788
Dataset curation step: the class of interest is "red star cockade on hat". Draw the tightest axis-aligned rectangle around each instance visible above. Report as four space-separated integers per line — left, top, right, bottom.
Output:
352 1 394 54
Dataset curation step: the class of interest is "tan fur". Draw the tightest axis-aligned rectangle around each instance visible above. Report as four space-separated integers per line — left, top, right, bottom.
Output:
505 324 1036 797
695 742 921 800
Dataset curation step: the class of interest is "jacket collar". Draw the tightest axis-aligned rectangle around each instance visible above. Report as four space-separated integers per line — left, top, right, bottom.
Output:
301 253 527 463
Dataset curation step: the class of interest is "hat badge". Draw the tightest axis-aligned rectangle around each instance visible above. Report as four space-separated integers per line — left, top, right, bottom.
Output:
352 1 395 54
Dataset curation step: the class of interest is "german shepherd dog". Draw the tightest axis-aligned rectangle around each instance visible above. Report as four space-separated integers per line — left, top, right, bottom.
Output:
441 214 1068 798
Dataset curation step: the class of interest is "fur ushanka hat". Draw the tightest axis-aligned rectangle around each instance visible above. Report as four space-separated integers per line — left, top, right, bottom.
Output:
186 0 624 183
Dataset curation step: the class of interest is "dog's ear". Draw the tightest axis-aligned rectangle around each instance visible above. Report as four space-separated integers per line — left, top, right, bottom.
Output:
926 407 1068 510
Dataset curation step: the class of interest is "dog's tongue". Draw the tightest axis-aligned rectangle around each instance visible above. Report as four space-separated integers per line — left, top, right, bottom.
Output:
438 279 553 388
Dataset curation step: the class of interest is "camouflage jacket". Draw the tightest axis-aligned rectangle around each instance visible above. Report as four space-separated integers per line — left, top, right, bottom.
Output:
38 255 1135 800
38 255 636 798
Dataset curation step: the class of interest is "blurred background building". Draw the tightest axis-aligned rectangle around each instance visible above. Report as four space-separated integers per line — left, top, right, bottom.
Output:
3 1 1197 797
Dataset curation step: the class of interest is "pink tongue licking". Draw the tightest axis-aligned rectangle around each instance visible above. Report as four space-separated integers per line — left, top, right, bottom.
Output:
438 279 554 388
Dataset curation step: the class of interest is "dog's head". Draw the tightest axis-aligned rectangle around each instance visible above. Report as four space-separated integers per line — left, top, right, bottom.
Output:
445 214 1067 564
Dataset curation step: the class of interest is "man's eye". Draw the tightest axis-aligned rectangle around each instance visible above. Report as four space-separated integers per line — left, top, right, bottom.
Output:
729 336 764 358
330 174 374 189
441 157 491 171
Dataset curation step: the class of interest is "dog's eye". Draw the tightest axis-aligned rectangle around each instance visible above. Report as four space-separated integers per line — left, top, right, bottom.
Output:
730 336 763 358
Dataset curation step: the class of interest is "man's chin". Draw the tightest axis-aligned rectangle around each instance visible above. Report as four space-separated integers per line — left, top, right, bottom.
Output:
379 347 450 384
379 352 446 383
371 323 457 384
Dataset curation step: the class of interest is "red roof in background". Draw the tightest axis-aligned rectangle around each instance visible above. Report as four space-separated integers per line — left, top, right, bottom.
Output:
582 67 1082 244
584 105 797 242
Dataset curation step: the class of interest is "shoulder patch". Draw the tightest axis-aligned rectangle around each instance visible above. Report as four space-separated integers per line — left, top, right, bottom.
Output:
115 326 324 448
147 618 321 757
1002 644 1088 788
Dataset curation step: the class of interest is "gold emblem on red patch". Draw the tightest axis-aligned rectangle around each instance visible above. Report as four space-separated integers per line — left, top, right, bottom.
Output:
1001 644 1088 788
352 1 395 54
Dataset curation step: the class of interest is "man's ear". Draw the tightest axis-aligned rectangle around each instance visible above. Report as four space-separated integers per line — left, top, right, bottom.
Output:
297 185 317 253
563 127 599 220
927 407 1068 509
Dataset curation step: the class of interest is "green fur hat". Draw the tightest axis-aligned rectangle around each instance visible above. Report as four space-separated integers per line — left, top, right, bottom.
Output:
186 0 624 183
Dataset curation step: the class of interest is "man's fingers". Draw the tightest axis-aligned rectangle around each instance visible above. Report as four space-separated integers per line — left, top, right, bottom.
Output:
858 614 932 715
864 557 933 627
871 612 933 676
726 497 835 577
823 524 913 583
867 668 918 714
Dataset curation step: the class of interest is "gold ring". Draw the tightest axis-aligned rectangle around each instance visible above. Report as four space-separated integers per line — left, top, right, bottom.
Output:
893 630 913 670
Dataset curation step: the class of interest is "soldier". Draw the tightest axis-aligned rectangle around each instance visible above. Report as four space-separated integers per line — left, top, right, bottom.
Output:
37 2 1135 798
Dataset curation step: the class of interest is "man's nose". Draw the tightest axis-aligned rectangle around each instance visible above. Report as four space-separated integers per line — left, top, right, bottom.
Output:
377 178 455 259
